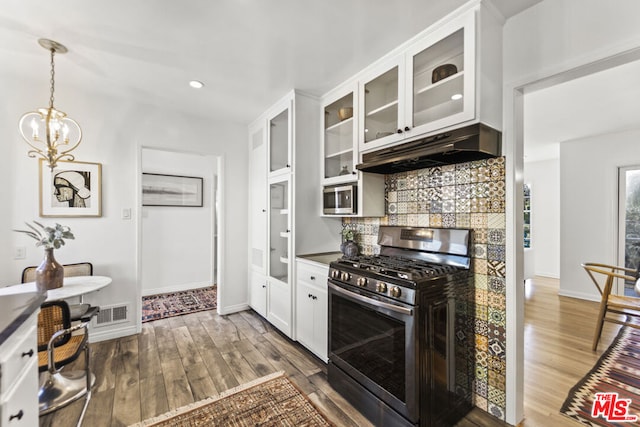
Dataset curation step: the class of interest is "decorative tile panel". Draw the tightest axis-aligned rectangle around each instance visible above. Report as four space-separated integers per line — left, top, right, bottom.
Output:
342 157 507 420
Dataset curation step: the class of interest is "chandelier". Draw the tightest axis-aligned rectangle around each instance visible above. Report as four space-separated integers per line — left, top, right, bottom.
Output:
19 39 82 170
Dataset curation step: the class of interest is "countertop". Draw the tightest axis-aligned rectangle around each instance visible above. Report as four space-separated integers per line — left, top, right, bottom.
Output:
0 291 46 347
296 251 343 267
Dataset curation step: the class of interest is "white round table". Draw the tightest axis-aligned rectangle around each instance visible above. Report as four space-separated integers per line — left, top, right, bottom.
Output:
0 276 112 301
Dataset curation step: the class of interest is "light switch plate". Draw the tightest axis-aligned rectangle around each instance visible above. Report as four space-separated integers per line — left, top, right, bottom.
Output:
14 246 26 260
122 208 131 220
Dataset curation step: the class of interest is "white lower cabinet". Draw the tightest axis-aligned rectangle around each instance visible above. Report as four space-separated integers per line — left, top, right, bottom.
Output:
0 311 39 427
268 278 292 336
295 259 329 362
249 270 267 318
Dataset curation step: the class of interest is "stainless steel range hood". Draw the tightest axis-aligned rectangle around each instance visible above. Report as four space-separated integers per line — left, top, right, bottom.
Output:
356 123 501 174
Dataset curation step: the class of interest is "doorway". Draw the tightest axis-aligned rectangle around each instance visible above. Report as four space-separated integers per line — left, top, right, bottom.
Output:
139 147 219 297
618 166 640 295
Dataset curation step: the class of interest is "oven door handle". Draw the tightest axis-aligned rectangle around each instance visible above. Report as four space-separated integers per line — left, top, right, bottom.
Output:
329 282 413 316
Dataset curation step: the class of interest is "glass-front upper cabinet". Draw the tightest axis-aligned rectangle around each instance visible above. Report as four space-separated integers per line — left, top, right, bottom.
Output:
269 178 290 285
268 101 292 176
359 9 475 153
323 85 357 184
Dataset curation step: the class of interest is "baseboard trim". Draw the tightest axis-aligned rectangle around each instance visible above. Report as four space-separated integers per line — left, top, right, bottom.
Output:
534 272 560 279
218 303 249 315
89 324 137 343
142 281 212 296
557 289 600 302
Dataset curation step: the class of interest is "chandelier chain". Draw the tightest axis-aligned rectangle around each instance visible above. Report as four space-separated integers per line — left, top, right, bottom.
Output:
49 48 55 109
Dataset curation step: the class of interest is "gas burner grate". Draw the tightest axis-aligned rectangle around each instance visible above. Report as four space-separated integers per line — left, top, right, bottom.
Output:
338 255 459 281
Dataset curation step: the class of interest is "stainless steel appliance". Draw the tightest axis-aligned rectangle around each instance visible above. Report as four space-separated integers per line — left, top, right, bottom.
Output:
356 123 501 174
328 226 474 427
323 184 357 215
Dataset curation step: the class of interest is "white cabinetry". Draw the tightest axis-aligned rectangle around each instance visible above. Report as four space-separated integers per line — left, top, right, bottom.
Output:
0 312 39 427
295 259 329 362
248 90 341 338
356 3 501 154
322 83 385 217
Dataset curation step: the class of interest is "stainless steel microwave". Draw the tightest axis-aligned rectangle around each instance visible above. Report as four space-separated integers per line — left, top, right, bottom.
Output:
323 184 357 215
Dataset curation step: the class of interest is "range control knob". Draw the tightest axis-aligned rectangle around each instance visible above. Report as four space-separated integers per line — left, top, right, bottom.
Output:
390 286 402 298
376 282 388 293
356 277 368 287
331 270 340 279
340 272 351 282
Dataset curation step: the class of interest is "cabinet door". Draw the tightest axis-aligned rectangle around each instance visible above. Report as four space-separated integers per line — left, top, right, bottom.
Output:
249 270 267 317
358 55 406 152
295 280 316 349
323 84 358 184
249 122 267 273
268 177 291 285
405 10 475 135
268 98 292 176
268 278 291 337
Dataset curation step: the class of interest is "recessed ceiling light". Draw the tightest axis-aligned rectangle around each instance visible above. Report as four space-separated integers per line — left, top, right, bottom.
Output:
189 80 204 89
451 93 463 100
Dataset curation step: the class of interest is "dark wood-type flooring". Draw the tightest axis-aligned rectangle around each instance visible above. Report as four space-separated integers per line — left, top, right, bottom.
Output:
41 276 617 426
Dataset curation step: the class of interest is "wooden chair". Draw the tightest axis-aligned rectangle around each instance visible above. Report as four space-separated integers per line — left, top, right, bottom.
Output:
582 262 640 350
38 300 94 426
22 262 99 321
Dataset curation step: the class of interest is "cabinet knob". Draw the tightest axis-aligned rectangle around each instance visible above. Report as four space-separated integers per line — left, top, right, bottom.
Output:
286 164 291 168
22 349 34 358
352 171 357 175
310 276 316 280
396 129 403 134
312 295 318 300
286 229 290 233
404 126 411 132
308 293 313 298
9 410 24 421
262 209 266 212
262 284 267 288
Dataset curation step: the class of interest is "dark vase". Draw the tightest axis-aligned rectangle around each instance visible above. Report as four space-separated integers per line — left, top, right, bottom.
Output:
341 240 359 258
36 248 64 292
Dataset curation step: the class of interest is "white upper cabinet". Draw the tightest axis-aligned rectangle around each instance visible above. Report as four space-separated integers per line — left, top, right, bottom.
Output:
268 98 293 177
356 3 499 153
322 83 358 185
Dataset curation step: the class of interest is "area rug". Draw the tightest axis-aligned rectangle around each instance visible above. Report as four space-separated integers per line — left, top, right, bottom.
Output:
130 371 333 426
561 326 640 426
141 286 216 322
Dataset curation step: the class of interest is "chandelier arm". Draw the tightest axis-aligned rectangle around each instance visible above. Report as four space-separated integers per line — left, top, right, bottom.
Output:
26 150 48 160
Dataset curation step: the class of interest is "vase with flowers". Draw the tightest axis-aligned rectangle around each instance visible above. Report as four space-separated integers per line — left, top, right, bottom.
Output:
340 227 359 258
14 221 75 292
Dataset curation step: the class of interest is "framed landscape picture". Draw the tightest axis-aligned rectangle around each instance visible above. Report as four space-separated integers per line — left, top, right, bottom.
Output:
142 173 203 207
39 160 102 217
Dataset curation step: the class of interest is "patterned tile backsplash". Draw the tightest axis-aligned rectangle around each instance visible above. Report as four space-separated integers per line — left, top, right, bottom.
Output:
343 156 507 420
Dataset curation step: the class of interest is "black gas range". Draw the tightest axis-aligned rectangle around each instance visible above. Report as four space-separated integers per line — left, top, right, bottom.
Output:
327 226 474 427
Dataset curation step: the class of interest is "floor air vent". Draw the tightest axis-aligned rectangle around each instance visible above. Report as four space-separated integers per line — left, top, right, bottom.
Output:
93 303 130 327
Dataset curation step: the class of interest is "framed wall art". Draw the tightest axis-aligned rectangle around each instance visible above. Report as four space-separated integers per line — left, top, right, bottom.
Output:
142 173 203 207
39 159 102 217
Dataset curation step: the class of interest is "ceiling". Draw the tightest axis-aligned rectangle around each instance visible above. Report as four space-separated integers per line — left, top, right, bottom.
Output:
524 59 640 162
0 0 541 126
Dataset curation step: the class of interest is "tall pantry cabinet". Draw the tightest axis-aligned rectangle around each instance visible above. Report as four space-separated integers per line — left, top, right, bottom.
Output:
248 90 341 337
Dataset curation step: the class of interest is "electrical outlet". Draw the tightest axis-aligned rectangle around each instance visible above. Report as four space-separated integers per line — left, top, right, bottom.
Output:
14 246 26 260
122 208 131 220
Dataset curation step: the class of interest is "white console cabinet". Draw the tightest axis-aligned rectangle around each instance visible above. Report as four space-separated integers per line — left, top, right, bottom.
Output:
0 311 39 427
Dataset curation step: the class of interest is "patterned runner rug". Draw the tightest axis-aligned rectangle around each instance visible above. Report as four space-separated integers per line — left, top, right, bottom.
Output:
142 285 217 322
561 326 640 426
129 371 333 426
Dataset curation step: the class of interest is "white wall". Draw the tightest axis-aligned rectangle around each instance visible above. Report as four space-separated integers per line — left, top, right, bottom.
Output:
523 158 560 278
0 71 248 341
141 148 216 295
503 1 640 424
559 129 640 300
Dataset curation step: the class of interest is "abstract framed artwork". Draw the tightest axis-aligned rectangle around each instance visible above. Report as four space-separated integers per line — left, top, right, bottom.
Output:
142 173 203 207
39 159 102 217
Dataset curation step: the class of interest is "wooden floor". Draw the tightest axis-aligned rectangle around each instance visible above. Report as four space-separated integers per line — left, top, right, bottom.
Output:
40 276 617 427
